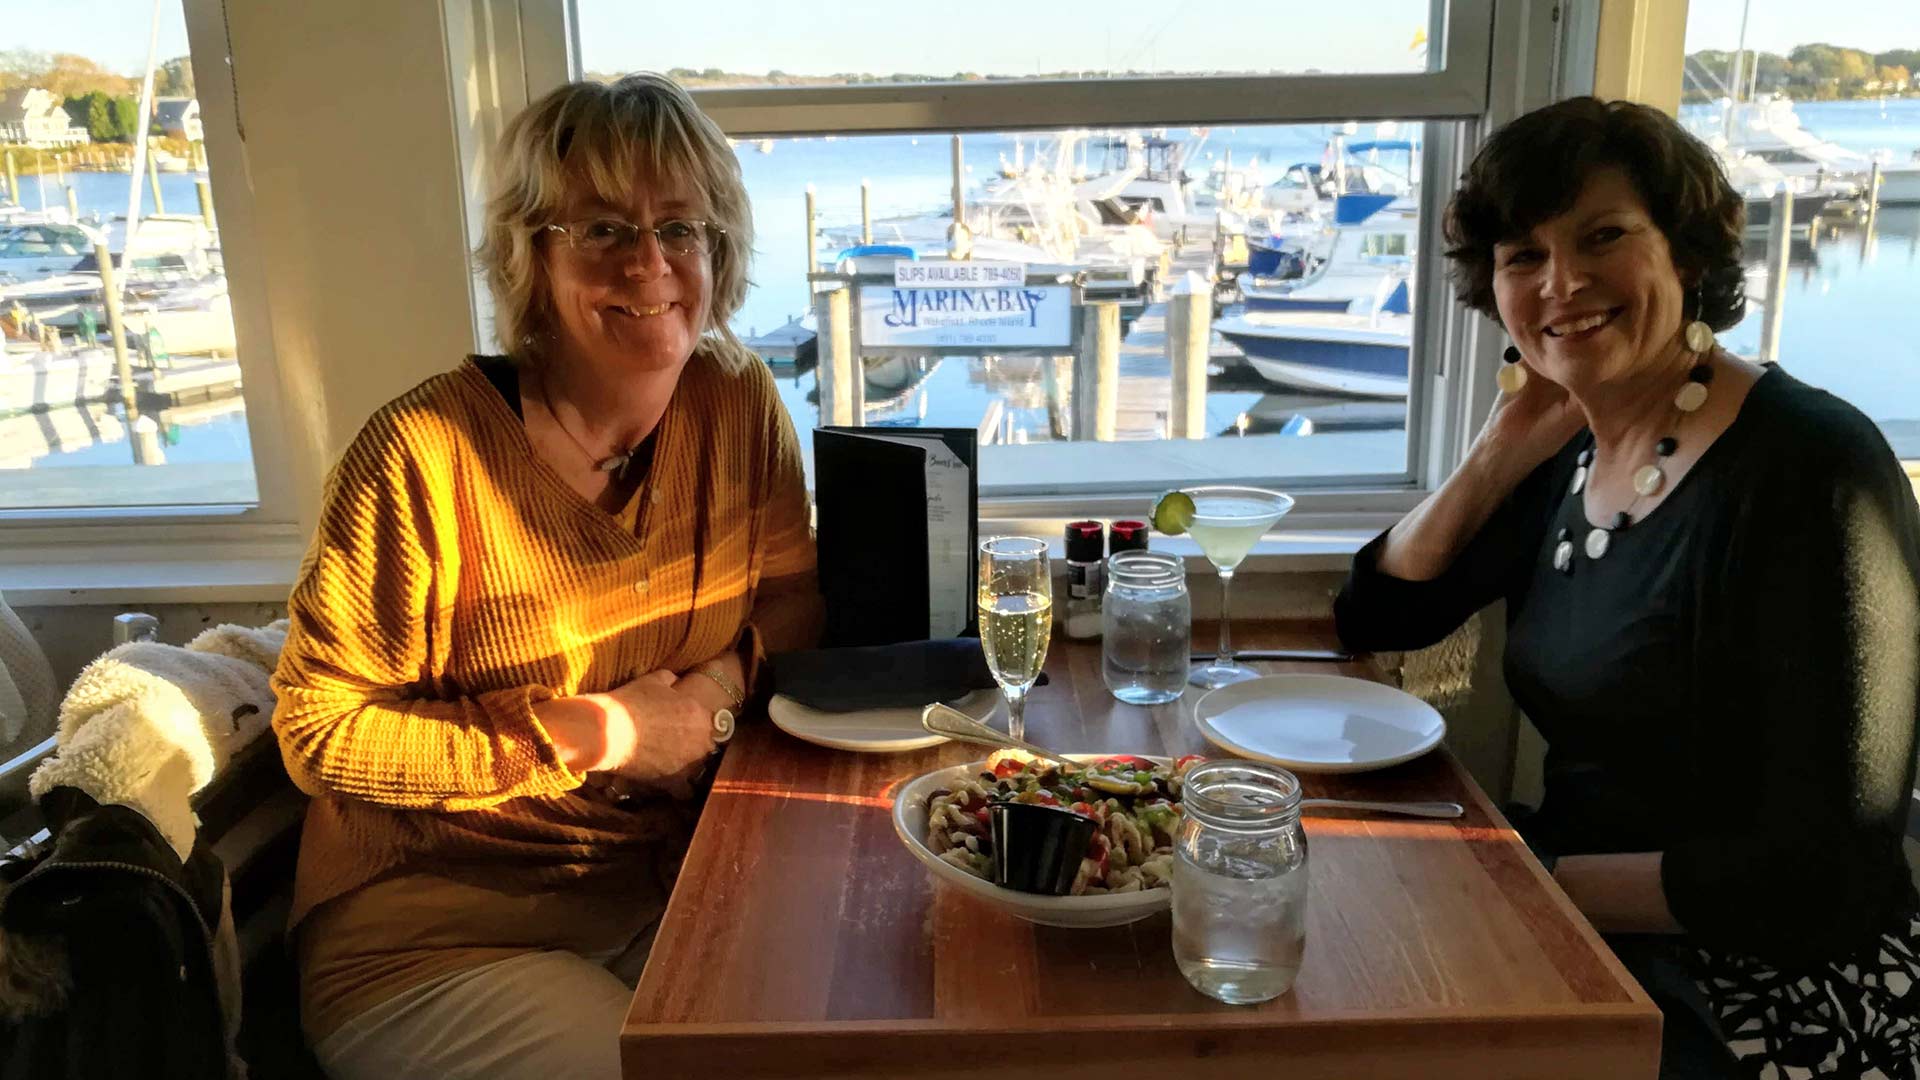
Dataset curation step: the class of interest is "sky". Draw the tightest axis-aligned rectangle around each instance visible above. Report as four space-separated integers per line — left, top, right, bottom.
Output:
1681 0 1919 55
571 1 1433 77
4 1 1916 81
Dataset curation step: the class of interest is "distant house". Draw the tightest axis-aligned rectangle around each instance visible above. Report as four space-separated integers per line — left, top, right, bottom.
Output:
0 88 90 148
154 97 202 142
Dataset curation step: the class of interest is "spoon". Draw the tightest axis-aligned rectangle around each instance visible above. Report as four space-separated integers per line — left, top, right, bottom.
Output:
921 705 1465 819
922 703 1079 767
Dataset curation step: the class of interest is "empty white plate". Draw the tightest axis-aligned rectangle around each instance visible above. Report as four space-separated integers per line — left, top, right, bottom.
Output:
767 688 1002 753
1193 674 1445 773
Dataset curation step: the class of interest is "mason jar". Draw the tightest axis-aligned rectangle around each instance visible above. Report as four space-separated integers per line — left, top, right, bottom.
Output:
1100 550 1190 704
1171 760 1309 1004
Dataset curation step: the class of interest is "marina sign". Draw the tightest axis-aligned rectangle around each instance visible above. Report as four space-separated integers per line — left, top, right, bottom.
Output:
893 261 1026 287
860 284 1072 348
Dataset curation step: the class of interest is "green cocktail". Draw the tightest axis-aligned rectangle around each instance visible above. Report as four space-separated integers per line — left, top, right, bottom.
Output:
1172 486 1294 688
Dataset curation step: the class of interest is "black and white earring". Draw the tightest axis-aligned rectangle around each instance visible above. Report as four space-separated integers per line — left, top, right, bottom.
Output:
1683 288 1715 356
1497 344 1529 394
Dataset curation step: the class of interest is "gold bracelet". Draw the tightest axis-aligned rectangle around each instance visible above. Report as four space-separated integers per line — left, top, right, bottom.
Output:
691 665 744 707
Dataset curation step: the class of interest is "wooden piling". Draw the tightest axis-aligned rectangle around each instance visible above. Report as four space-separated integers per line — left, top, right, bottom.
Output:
1167 272 1212 439
804 185 818 274
65 186 78 223
95 241 140 424
950 136 965 231
1072 302 1120 442
3 151 14 205
813 285 860 426
196 178 214 229
130 414 166 465
1044 355 1073 440
1864 162 1881 235
147 147 165 215
861 178 872 245
949 135 970 257
1757 188 1792 365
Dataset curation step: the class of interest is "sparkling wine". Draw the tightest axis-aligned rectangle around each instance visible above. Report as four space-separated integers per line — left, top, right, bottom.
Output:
978 591 1052 689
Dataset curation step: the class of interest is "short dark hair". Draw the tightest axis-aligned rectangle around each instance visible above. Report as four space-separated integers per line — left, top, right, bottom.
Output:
1443 97 1746 331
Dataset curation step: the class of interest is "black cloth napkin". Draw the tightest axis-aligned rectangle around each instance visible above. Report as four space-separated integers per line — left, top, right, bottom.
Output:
770 638 1048 711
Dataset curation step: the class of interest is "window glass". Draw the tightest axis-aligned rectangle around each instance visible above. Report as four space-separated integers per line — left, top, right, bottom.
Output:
718 124 1427 492
1681 3 1920 460
578 1 1438 89
0 4 255 511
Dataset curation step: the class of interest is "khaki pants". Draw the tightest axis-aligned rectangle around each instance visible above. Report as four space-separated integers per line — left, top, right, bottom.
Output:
312 945 646 1080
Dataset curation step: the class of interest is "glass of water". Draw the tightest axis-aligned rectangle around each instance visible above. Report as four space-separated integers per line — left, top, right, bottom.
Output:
1102 550 1189 705
1172 760 1309 1004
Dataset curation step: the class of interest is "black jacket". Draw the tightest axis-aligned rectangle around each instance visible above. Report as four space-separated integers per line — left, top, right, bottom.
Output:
0 786 236 1080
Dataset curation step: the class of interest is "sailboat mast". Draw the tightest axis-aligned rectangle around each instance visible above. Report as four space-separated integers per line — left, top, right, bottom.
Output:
122 0 165 291
1725 0 1751 140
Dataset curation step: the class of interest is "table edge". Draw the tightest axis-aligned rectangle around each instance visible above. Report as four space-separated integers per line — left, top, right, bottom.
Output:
621 1000 1663 1040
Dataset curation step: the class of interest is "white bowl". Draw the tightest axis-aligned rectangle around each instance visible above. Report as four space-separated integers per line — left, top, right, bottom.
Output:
890 754 1173 928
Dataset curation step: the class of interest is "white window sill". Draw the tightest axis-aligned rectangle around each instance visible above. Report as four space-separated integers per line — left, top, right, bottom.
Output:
0 554 302 607
976 517 1376 574
0 517 1377 608
0 522 307 608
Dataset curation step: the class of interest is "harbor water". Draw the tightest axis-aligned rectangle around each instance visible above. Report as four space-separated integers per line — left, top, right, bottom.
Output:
8 99 1920 493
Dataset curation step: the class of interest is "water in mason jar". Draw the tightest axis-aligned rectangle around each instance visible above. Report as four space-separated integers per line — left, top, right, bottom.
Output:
1102 584 1189 705
1172 848 1308 1003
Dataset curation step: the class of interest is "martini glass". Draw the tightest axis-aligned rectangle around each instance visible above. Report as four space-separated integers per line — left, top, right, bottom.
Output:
1185 486 1295 689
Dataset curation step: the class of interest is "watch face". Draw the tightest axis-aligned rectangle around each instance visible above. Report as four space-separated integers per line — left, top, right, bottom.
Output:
711 708 737 745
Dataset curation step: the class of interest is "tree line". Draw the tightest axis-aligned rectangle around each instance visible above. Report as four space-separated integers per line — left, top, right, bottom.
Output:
1684 43 1918 102
0 49 194 143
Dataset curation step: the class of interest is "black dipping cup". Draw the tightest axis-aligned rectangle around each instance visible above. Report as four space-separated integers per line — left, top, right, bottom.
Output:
988 802 1098 896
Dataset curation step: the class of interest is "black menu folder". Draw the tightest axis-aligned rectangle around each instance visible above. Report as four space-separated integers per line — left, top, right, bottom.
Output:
812 426 978 646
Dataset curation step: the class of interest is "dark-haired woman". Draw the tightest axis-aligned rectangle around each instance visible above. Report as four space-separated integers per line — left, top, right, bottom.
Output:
1336 97 1920 1078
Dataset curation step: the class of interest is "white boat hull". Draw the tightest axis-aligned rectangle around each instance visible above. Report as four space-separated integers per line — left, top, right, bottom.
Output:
1242 354 1408 398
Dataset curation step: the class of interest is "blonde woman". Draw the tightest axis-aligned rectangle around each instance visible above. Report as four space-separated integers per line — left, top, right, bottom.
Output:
271 73 822 1080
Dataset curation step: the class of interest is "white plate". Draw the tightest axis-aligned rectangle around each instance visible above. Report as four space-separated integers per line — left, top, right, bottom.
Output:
768 688 1001 753
891 755 1172 928
1193 673 1445 774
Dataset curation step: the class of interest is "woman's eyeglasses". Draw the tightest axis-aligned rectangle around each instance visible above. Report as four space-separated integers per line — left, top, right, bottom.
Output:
544 217 724 260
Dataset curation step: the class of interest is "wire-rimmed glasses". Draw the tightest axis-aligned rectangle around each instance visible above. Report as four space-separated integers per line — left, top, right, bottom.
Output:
543 217 724 260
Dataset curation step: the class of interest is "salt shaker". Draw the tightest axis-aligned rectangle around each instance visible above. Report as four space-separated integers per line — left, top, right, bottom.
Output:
1062 520 1105 640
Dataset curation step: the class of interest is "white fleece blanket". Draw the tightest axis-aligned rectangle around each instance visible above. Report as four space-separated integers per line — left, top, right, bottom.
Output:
28 622 287 862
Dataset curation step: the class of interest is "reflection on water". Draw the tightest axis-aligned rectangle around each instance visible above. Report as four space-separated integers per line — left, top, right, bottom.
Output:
1723 205 1920 456
0 391 249 470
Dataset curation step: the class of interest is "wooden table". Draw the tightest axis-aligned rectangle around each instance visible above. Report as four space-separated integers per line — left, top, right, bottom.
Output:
622 622 1661 1079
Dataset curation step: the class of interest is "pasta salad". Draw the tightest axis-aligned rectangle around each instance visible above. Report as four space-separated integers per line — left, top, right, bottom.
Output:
923 752 1203 895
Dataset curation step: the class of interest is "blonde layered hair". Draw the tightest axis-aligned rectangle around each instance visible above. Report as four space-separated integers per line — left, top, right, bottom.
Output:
476 73 752 358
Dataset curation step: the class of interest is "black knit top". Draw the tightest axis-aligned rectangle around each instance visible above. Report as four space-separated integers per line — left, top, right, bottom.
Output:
1336 366 1920 967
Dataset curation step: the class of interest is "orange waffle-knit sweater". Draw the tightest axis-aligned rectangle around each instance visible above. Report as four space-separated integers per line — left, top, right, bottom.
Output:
271 341 819 1036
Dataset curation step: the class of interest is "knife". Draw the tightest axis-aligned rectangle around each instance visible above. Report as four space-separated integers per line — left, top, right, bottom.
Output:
1191 648 1355 663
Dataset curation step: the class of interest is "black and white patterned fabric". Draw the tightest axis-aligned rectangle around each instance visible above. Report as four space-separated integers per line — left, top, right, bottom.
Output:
1694 912 1920 1078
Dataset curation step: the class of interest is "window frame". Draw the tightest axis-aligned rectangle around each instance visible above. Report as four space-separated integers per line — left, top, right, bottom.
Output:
506 0 1574 530
526 0 1543 532
0 0 303 561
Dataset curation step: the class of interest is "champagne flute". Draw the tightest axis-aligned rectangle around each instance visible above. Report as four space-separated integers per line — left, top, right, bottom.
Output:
977 536 1052 742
